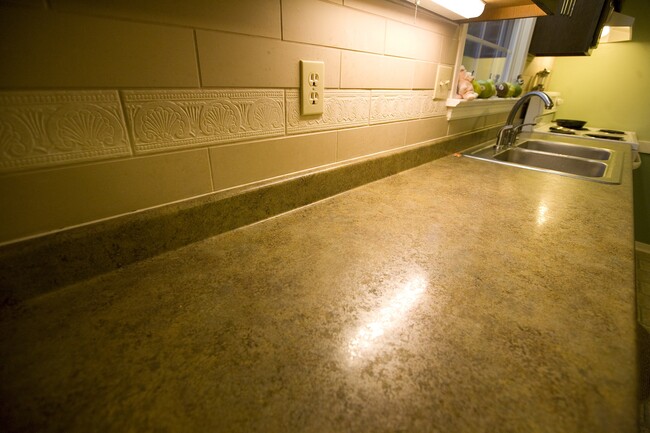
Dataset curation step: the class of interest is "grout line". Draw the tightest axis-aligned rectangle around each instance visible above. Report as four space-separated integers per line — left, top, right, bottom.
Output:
283 88 288 137
338 50 343 89
280 0 284 41
193 29 203 87
116 89 137 157
206 147 215 191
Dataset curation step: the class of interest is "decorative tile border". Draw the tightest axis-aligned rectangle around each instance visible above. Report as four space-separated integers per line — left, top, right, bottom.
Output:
122 89 285 153
0 91 131 172
286 90 370 135
370 90 447 125
0 88 449 173
419 91 448 118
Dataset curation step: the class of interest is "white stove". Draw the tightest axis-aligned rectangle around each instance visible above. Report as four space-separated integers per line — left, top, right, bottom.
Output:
534 122 639 149
533 122 641 169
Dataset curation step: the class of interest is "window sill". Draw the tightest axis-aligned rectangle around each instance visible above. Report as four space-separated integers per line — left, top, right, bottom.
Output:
446 98 518 121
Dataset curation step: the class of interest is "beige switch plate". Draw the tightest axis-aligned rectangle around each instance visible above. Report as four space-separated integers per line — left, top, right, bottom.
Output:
434 64 453 100
300 60 324 116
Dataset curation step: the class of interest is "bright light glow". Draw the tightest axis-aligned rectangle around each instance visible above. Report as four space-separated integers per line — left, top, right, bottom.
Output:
599 12 634 43
536 203 548 226
430 0 485 19
348 275 427 360
600 25 611 38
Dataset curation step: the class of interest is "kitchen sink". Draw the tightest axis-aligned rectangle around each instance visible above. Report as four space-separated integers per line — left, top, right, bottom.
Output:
517 140 611 160
493 148 607 177
461 137 624 184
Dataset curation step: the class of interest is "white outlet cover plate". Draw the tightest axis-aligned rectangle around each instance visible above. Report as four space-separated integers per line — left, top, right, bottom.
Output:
300 60 324 116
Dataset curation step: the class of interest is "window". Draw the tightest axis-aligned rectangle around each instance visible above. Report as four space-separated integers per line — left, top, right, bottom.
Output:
460 18 536 84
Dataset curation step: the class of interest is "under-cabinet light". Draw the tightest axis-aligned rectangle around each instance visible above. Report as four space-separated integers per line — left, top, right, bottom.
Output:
421 0 486 20
599 12 634 43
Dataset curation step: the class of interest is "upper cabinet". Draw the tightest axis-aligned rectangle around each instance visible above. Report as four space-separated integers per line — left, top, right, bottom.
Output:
528 0 613 56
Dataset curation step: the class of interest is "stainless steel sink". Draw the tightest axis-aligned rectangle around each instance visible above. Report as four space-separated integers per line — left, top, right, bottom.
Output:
461 137 624 184
518 140 611 160
494 148 607 177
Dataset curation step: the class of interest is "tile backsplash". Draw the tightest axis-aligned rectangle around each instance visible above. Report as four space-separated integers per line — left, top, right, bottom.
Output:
0 0 499 244
0 91 132 170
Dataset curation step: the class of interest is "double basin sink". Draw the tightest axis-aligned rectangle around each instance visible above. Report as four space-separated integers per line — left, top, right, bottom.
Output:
462 135 625 184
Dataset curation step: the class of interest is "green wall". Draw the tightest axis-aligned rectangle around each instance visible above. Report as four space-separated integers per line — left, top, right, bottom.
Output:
548 1 650 141
547 1 650 244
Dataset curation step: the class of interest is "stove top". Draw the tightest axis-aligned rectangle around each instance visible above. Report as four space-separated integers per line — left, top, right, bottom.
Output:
535 123 638 149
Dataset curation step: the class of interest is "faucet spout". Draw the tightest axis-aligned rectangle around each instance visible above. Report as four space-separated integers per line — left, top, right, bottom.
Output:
496 91 554 151
505 90 554 125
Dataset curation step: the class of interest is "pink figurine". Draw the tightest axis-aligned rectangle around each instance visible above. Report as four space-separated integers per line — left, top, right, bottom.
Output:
456 66 478 100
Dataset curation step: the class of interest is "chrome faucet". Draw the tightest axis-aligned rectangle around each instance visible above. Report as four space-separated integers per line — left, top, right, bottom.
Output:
495 91 554 151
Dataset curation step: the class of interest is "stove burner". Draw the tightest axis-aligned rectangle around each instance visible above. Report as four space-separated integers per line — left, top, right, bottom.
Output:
549 126 576 135
585 133 624 141
599 129 625 135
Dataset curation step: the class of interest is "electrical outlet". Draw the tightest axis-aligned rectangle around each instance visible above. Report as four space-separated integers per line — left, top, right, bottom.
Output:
300 60 324 116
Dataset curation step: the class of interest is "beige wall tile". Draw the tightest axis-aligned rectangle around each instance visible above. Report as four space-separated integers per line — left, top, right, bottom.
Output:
337 122 407 161
341 51 414 89
485 112 509 127
385 20 443 62
283 0 385 54
405 116 448 145
413 61 438 89
441 37 460 66
0 90 132 172
448 116 486 135
122 89 285 154
344 0 458 37
51 0 281 38
210 132 337 190
0 7 199 88
0 149 212 243
286 90 370 135
197 31 340 88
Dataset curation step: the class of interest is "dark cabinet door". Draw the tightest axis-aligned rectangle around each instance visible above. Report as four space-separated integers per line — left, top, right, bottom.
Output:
532 0 559 14
529 0 612 56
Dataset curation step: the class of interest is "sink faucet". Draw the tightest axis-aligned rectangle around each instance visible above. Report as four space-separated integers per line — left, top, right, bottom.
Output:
495 91 554 151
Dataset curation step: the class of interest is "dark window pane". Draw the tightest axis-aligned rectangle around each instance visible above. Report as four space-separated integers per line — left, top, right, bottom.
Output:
467 22 484 38
463 40 482 58
480 46 507 59
483 21 504 45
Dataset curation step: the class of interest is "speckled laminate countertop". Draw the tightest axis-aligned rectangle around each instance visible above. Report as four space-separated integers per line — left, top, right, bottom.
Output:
0 139 637 433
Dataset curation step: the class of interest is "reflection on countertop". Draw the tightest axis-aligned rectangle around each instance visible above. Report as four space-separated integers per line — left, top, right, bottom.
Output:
0 146 637 433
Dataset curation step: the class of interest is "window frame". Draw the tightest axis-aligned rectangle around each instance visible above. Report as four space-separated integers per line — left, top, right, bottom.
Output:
452 18 536 95
445 17 537 119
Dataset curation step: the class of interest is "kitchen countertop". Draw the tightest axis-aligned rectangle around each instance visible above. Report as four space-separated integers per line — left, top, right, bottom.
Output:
0 139 637 432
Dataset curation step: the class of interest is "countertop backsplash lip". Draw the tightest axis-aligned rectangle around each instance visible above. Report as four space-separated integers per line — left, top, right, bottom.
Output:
0 126 498 306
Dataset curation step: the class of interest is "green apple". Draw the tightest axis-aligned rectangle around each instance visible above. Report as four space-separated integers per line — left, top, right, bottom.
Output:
472 80 483 95
477 80 495 99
